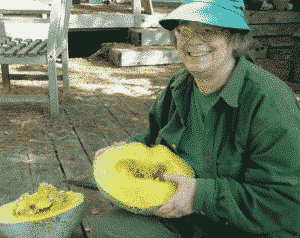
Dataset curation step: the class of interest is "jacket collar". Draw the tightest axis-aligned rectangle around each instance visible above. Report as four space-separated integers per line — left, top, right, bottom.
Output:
170 53 256 109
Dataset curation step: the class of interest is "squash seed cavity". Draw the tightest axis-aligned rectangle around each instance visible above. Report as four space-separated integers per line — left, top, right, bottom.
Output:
115 160 167 182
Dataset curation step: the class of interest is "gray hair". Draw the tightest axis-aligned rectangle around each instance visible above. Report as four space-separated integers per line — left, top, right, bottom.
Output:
169 24 255 58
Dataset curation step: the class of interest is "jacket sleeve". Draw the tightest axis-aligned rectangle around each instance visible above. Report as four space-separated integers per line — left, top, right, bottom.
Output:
194 97 300 236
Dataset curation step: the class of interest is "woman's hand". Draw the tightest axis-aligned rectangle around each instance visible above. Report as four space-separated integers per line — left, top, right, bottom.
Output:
152 174 198 218
94 141 127 163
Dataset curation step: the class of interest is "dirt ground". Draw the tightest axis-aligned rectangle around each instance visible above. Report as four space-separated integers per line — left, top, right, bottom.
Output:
1 52 299 114
0 54 184 99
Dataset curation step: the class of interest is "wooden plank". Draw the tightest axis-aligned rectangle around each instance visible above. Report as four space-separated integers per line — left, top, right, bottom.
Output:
0 95 49 103
45 102 116 235
293 28 300 38
3 39 33 57
0 54 48 65
8 74 63 81
15 39 42 56
245 11 300 25
28 40 47 56
0 41 17 53
0 37 12 46
60 94 129 153
52 0 72 52
0 111 60 201
3 6 300 31
94 92 150 138
3 44 23 57
1 64 10 89
289 38 300 83
132 0 142 15
0 0 51 13
141 0 154 15
268 48 293 60
255 36 293 47
0 150 38 207
255 58 292 82
249 23 300 37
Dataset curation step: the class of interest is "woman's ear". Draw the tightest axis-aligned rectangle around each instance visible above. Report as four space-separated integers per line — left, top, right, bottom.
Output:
170 30 178 50
228 34 239 58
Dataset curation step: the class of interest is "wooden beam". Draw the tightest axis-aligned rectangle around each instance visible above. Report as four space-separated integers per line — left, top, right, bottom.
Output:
249 23 300 37
8 74 63 81
0 95 49 103
245 11 300 24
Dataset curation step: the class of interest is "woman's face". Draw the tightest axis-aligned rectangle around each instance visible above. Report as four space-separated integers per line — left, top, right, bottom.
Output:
174 22 235 76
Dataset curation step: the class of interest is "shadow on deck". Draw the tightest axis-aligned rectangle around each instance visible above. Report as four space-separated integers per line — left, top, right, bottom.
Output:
0 55 184 237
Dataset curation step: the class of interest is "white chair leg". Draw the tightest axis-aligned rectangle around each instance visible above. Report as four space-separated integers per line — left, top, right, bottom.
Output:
1 64 10 91
48 60 59 117
61 47 69 95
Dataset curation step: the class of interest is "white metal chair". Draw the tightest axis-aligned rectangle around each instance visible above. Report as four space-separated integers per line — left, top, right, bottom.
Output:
0 0 72 118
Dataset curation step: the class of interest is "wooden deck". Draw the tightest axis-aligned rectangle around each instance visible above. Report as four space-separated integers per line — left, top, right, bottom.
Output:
0 55 185 237
1 54 300 237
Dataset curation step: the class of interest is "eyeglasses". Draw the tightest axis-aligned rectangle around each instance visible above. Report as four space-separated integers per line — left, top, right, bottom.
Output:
174 26 224 42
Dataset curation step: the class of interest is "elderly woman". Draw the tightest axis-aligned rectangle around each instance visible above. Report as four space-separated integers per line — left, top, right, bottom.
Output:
91 0 300 237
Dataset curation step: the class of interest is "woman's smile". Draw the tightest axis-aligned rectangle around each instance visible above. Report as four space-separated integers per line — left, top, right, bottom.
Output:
186 51 212 58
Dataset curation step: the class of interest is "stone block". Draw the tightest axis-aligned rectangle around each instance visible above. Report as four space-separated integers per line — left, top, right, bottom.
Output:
101 42 181 67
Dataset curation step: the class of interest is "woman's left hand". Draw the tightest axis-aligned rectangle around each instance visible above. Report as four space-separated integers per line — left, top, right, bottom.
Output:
152 174 198 218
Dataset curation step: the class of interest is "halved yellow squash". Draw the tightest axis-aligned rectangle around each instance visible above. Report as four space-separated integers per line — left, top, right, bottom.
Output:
93 142 195 214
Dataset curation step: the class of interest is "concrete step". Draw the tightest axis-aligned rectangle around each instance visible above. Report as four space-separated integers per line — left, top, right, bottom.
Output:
101 42 181 67
128 27 173 46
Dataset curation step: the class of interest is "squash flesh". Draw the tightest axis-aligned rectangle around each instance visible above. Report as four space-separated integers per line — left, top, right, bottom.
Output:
94 142 195 212
0 183 84 224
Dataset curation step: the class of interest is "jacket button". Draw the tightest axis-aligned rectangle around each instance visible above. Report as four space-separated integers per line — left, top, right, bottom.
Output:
172 144 176 150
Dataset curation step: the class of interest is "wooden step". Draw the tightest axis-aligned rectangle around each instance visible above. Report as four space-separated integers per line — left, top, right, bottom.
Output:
101 42 181 67
129 27 173 46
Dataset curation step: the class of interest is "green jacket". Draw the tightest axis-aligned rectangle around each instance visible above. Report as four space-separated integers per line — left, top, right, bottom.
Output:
126 54 300 237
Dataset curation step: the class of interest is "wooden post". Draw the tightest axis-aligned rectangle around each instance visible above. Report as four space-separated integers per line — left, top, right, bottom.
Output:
289 29 300 83
1 64 10 91
132 0 142 15
132 0 153 15
141 0 153 15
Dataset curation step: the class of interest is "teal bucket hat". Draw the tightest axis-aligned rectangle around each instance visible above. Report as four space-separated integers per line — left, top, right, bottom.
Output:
159 0 250 33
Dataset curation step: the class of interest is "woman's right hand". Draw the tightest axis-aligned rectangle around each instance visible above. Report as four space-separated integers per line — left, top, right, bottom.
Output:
94 141 127 163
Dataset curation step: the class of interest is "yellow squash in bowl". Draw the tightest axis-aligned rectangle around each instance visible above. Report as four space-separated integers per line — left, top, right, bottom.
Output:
0 182 85 238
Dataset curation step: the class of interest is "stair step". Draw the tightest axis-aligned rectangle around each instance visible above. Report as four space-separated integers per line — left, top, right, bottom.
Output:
101 42 181 67
129 27 173 46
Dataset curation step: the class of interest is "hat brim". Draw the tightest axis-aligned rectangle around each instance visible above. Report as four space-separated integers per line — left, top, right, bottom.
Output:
159 2 250 33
